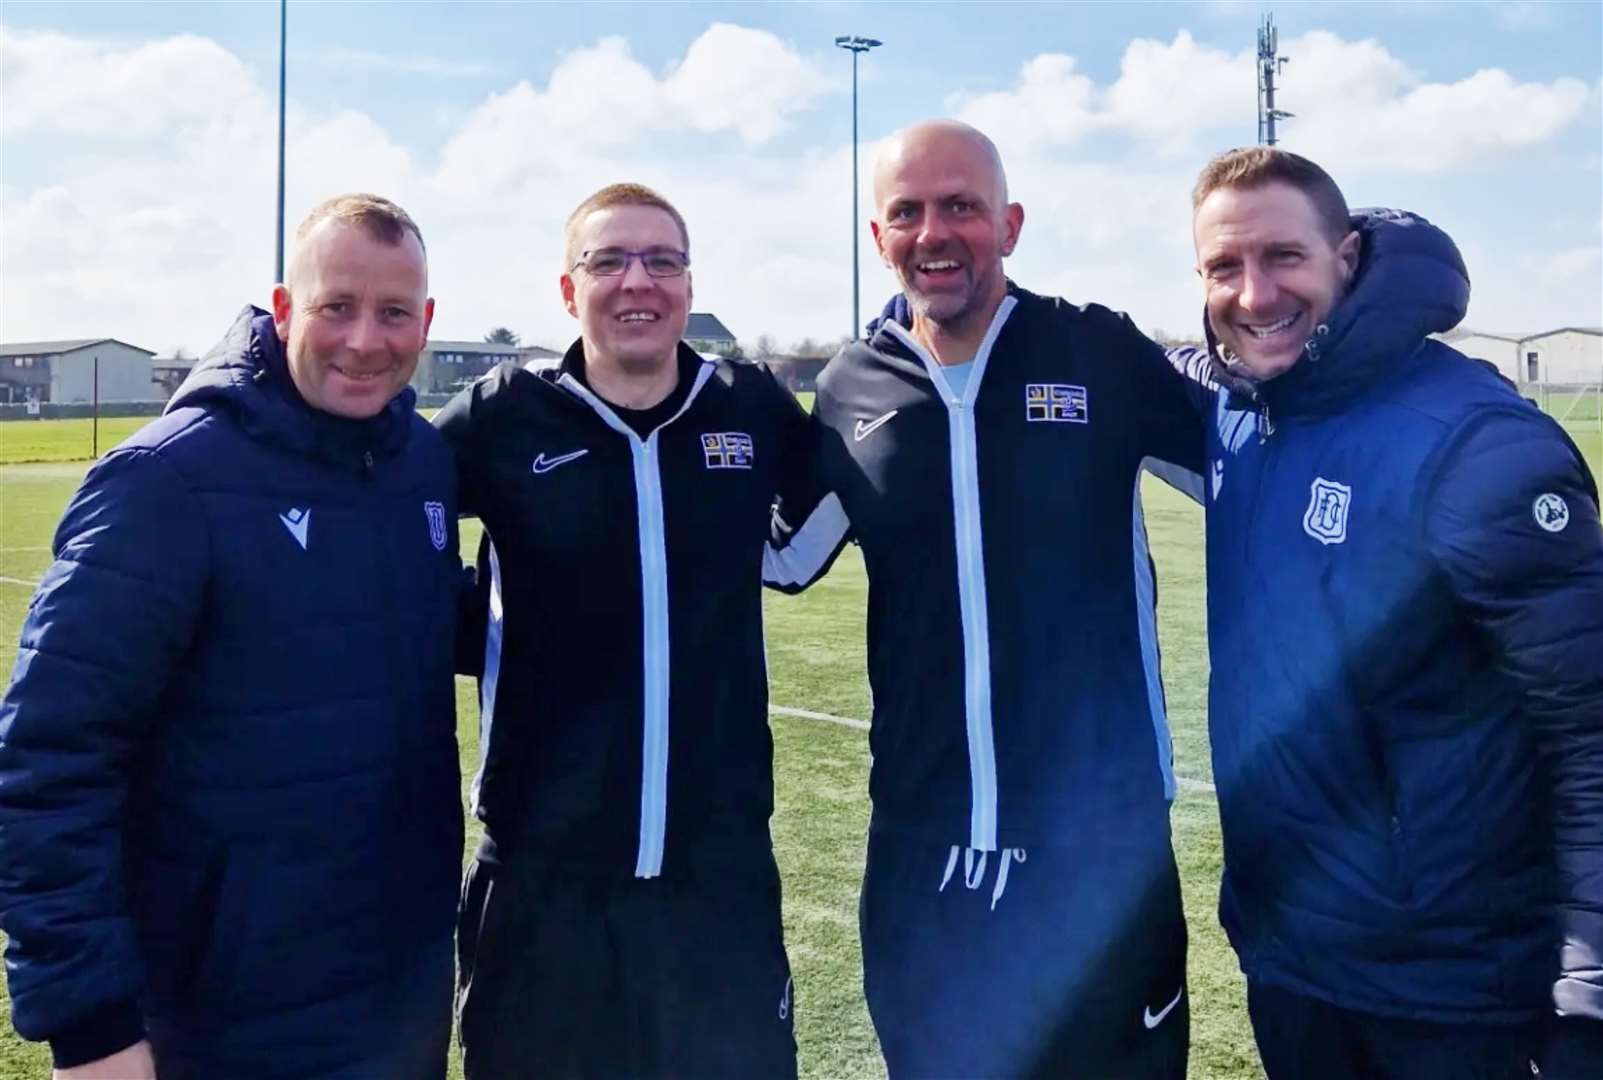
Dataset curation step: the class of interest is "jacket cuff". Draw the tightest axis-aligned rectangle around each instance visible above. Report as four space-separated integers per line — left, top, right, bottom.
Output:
47 998 145 1069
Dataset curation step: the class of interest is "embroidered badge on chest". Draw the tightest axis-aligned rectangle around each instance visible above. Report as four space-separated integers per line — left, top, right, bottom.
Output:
1303 477 1352 545
701 432 755 469
1025 383 1088 423
1533 493 1569 533
424 500 448 552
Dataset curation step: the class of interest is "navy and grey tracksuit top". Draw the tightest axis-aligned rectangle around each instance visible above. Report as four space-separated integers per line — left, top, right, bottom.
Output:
0 308 464 1071
767 286 1206 852
1174 209 1603 1025
436 343 816 879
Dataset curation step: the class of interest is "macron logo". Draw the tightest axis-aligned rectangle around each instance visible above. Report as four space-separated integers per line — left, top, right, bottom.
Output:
279 507 310 550
532 449 589 475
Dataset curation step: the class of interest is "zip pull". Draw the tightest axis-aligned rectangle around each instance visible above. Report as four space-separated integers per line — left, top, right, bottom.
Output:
1259 406 1275 444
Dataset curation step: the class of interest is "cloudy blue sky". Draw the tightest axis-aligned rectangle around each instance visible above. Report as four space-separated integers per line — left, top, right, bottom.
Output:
3 0 1599 355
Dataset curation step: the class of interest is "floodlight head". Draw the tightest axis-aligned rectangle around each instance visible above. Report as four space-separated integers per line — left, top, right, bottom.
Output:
834 35 883 53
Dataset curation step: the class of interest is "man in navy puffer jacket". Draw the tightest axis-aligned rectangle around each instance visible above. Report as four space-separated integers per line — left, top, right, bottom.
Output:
1175 148 1603 1078
0 194 463 1079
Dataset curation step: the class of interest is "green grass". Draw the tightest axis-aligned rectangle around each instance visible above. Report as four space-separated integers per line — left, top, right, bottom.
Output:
2 405 1599 1079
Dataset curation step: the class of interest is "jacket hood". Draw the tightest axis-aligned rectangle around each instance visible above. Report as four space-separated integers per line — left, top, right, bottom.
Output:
1204 207 1470 418
168 305 416 466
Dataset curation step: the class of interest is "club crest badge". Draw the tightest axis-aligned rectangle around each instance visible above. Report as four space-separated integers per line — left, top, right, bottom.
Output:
424 500 448 552
1533 493 1569 533
701 432 755 469
1303 477 1352 545
1024 383 1088 423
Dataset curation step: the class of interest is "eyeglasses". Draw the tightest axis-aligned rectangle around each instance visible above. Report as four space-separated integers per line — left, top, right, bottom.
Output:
572 247 690 278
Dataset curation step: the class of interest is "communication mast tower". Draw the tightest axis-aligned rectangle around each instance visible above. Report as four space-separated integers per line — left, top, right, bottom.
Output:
1257 13 1293 145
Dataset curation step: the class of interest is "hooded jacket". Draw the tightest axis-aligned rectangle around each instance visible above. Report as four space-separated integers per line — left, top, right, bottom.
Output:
1178 210 1603 1024
0 307 464 1073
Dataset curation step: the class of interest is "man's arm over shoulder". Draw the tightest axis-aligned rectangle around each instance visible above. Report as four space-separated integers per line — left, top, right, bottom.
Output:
0 448 208 1068
1097 312 1208 499
1422 407 1603 1031
759 362 851 594
431 375 493 520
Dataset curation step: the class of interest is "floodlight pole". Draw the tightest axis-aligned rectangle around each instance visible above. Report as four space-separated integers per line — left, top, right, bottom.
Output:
275 0 287 282
835 35 882 341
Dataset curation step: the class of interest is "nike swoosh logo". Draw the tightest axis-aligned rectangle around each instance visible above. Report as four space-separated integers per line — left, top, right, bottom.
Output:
853 409 898 442
279 507 310 550
1143 986 1183 1030
532 449 589 474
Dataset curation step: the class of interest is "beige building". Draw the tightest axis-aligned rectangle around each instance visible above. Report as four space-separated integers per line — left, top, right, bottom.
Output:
1439 327 1602 386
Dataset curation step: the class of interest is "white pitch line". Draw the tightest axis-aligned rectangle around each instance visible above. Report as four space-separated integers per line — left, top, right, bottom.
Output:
0 576 38 587
769 704 1216 793
771 704 871 731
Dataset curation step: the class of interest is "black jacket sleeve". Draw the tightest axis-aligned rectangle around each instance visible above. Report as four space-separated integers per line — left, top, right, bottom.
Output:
761 367 851 594
432 382 491 675
0 449 208 1060
1125 324 1207 499
1423 407 1603 1024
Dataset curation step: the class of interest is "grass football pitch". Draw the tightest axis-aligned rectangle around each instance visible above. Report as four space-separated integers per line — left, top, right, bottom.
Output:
1 410 1599 1079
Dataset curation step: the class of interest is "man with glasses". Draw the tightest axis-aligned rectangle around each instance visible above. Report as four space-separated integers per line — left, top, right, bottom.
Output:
435 183 818 1079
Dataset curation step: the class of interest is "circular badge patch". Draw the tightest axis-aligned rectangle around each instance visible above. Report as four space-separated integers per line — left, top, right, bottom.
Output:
1532 493 1570 533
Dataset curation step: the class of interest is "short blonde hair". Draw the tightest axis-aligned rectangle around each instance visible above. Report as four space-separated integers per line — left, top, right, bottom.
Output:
563 183 688 269
294 192 426 254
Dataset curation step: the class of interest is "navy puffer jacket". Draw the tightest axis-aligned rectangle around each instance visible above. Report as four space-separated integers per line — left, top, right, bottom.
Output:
0 307 464 1074
1186 211 1603 1024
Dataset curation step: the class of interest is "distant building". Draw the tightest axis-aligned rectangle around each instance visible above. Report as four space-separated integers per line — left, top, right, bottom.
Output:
1441 327 1602 385
0 339 157 404
416 339 561 394
685 313 737 355
152 355 198 399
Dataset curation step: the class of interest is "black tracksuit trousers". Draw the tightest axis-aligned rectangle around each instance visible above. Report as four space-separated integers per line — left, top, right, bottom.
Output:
860 831 1190 1079
455 854 797 1080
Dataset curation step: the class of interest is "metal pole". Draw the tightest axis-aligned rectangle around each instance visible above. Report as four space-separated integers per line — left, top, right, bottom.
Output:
835 36 882 341
850 49 860 341
92 356 99 460
275 0 287 282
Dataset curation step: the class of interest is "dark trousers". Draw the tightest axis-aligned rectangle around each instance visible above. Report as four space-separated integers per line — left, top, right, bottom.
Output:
860 831 1189 1079
1247 981 1538 1080
456 855 797 1080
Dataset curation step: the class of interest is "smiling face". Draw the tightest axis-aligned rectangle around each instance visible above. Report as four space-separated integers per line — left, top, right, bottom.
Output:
560 203 692 375
272 218 434 418
871 121 1023 342
1193 180 1360 381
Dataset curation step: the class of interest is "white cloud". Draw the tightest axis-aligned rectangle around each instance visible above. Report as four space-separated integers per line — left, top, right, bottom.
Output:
0 27 257 137
949 29 1589 173
0 21 1595 360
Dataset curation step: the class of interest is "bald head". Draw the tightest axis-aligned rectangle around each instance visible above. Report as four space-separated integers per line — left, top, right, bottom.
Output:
869 119 1023 347
873 120 1009 213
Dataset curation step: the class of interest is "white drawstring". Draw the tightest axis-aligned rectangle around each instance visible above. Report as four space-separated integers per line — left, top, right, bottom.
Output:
991 848 1026 910
964 849 989 889
936 845 1028 909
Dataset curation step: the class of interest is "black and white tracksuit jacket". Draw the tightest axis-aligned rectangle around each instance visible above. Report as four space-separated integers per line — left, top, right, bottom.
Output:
436 343 816 879
767 286 1206 854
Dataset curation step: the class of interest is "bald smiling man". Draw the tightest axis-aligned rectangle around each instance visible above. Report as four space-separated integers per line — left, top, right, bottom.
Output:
768 120 1207 1078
